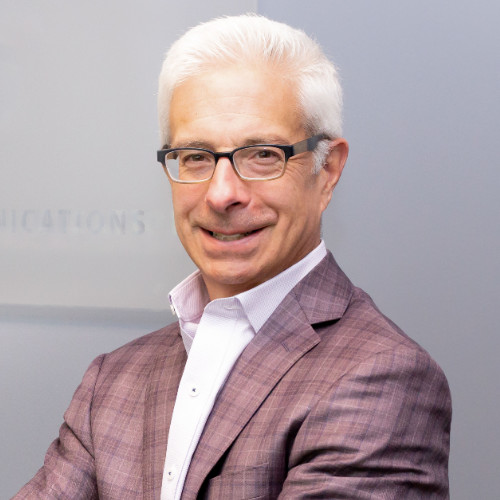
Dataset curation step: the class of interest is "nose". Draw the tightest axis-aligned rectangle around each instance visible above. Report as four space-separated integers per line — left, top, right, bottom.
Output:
204 157 251 213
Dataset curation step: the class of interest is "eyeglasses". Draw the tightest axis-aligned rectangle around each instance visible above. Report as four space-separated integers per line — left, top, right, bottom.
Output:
156 134 329 183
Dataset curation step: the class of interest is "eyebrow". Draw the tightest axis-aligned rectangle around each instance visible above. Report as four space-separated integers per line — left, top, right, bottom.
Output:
172 136 291 150
243 136 290 146
170 140 210 149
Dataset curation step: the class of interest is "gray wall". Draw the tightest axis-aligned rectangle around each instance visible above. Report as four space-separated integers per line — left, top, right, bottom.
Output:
258 1 499 498
1 0 498 498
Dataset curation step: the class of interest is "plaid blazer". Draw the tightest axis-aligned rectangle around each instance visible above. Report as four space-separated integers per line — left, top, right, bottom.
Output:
14 252 451 499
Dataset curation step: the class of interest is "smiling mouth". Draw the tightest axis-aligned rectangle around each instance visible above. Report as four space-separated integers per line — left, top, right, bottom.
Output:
210 230 258 241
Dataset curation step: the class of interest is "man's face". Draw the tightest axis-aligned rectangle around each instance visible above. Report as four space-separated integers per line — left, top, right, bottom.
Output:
168 66 347 299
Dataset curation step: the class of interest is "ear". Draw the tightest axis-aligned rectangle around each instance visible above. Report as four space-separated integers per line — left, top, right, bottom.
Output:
318 138 349 212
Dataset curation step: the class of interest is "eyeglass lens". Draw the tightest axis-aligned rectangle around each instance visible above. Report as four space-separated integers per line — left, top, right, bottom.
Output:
166 146 286 181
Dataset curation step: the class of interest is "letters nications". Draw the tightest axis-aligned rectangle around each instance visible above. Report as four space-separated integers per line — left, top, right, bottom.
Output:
0 209 146 235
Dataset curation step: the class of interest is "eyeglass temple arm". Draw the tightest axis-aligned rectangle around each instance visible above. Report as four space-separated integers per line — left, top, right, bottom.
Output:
291 134 330 156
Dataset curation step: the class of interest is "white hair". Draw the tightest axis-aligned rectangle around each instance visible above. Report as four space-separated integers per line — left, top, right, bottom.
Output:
158 14 343 172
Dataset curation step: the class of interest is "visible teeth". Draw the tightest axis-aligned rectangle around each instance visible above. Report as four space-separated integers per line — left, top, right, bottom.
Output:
212 232 251 241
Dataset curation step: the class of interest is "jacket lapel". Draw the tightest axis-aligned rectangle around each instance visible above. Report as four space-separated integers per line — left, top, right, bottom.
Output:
181 252 353 498
142 324 187 500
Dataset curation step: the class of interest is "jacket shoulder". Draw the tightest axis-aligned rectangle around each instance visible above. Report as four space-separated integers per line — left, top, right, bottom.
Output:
87 321 183 395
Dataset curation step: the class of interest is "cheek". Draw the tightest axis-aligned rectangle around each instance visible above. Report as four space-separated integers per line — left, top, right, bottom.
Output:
171 194 193 244
275 182 324 234
171 186 201 221
274 173 319 214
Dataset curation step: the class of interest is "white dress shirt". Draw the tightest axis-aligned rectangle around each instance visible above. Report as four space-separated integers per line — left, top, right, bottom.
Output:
160 241 327 500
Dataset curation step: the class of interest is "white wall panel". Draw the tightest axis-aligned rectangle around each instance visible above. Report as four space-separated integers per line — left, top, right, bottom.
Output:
1 0 256 310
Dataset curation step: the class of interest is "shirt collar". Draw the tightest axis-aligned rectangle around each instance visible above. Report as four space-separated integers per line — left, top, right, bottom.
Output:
169 241 327 347
237 241 326 333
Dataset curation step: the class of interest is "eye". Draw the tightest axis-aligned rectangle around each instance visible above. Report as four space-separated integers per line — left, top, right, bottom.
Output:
256 149 274 158
249 147 282 163
181 151 212 165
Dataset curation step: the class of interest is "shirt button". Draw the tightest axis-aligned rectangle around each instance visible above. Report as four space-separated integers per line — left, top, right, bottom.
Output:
190 386 199 397
166 467 177 480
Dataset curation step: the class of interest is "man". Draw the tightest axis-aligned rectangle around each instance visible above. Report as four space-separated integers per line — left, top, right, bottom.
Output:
15 14 451 499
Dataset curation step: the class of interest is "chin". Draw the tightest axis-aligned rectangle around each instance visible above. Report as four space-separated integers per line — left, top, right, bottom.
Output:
210 268 257 286
202 262 266 295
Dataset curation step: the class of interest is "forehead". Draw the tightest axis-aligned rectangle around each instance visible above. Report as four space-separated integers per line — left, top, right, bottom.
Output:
168 65 305 147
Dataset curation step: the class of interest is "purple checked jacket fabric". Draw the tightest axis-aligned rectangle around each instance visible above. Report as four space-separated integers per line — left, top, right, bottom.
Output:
14 253 451 499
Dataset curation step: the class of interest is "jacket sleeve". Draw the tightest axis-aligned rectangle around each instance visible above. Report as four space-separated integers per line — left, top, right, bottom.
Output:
278 345 452 499
12 355 105 499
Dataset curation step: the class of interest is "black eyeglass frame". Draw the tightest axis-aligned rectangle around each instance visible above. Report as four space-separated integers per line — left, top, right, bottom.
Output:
156 133 330 183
